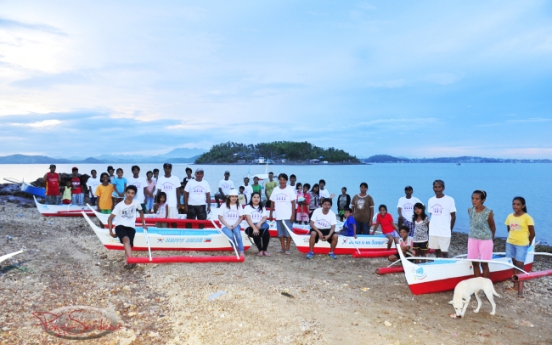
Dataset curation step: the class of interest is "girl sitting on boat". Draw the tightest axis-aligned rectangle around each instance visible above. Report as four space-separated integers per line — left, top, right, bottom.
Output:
388 226 414 262
373 204 399 250
218 189 245 256
467 190 496 278
153 192 169 228
244 192 270 256
402 203 430 262
296 183 310 225
505 196 535 299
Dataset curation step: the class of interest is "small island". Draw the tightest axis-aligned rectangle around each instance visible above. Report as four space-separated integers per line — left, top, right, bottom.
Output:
195 141 360 164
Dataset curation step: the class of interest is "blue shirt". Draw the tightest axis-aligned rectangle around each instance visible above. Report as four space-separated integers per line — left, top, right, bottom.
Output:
342 215 356 236
113 177 127 194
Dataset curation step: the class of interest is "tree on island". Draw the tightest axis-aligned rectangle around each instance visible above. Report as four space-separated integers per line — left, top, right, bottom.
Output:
195 141 359 164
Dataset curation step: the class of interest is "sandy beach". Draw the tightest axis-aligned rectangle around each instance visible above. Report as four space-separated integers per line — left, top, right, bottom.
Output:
1 201 552 345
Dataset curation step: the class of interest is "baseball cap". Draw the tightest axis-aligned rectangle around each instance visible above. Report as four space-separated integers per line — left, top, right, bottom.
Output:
49 164 56 168
195 168 204 173
72 167 78 171
163 163 172 168
224 171 230 175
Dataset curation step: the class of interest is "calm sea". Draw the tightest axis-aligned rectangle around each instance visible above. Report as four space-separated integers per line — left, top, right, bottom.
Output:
2 163 550 243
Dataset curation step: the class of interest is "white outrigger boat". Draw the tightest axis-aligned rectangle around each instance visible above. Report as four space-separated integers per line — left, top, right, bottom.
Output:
0 250 24 264
388 241 537 295
285 222 396 255
82 212 251 253
34 196 95 217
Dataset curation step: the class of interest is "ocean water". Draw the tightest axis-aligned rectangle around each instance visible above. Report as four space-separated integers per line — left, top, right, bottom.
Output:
1 163 550 243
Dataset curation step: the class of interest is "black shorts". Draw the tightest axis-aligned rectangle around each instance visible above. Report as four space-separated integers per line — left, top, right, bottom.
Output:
187 205 207 220
115 225 136 248
310 228 336 244
413 241 429 251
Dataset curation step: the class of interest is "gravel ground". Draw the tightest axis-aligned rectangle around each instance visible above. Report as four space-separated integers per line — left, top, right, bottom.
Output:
1 201 551 345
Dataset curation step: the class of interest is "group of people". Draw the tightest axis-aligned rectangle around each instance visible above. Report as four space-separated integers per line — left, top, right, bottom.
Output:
42 164 537 288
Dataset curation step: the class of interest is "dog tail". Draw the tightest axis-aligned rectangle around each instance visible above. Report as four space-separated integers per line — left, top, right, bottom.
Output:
492 285 500 298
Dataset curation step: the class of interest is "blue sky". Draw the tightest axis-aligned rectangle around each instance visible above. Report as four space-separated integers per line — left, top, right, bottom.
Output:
0 1 551 158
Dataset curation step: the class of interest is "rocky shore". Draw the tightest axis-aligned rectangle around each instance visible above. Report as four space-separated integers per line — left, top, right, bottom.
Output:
0 194 551 344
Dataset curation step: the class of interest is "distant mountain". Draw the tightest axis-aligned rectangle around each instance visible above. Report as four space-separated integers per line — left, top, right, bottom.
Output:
158 148 206 158
362 155 552 163
0 154 71 164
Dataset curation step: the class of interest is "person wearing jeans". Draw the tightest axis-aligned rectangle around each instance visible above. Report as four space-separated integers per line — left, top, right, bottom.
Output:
218 189 244 256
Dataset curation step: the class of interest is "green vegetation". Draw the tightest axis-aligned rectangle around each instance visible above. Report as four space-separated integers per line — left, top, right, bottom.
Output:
195 141 359 164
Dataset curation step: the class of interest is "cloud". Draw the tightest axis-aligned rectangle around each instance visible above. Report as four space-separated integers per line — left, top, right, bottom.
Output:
365 79 408 88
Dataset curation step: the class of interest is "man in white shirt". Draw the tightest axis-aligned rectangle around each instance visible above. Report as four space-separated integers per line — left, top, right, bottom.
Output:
318 179 335 204
306 199 338 260
269 173 296 255
87 169 100 206
215 171 234 207
156 163 181 224
397 185 422 235
184 168 211 228
127 165 147 212
428 180 456 258
243 177 253 204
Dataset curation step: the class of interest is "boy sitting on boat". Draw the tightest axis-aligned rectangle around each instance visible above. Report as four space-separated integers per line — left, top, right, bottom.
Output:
306 198 338 260
388 226 414 262
107 185 147 269
338 207 356 238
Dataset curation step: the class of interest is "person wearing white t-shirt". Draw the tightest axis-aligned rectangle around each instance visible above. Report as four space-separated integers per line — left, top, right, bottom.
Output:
306 199 338 259
243 177 253 204
269 173 296 255
218 189 245 256
397 185 421 235
107 185 147 269
155 163 181 222
318 179 335 204
127 165 147 211
87 169 100 206
428 180 456 258
184 168 212 228
244 192 271 256
215 171 235 207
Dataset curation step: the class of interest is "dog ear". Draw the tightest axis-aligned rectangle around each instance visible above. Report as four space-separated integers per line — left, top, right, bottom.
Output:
448 300 453 304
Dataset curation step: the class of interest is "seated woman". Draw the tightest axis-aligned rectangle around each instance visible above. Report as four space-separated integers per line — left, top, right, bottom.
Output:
218 189 244 256
244 192 271 256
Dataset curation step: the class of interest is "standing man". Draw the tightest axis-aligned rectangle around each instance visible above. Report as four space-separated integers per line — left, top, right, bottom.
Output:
289 174 297 189
397 186 421 235
43 164 61 205
183 167 194 185
156 163 181 224
243 177 253 204
318 179 335 204
264 172 277 208
88 169 100 206
351 182 374 235
128 165 147 212
215 171 234 207
269 173 296 255
428 180 456 258
184 168 211 229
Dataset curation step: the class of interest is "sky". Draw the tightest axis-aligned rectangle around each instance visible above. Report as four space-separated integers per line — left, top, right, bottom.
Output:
0 0 551 159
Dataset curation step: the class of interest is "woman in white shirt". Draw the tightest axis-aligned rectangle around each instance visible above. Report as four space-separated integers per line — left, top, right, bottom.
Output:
218 189 245 256
244 192 271 256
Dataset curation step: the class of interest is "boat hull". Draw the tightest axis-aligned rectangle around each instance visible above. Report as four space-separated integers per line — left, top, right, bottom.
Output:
34 197 95 217
21 181 46 198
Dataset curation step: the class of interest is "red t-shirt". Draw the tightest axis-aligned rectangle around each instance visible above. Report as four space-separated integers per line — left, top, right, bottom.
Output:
45 173 60 196
377 213 395 234
71 177 82 194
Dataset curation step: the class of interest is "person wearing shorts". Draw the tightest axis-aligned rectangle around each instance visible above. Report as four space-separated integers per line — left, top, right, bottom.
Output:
268 173 296 255
306 199 338 259
428 180 456 258
467 190 496 278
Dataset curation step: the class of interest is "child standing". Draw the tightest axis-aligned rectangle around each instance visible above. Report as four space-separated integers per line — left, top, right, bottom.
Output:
388 226 414 262
95 173 115 213
337 187 351 222
108 185 147 269
373 204 399 250
402 203 430 262
296 183 311 225
88 169 100 206
144 171 156 212
112 168 127 206
70 167 84 206
153 192 169 228
238 186 247 205
62 180 72 204
338 207 357 238
505 196 535 299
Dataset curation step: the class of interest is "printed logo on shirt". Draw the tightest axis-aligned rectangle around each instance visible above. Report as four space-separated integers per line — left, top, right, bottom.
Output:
316 219 332 228
221 183 232 190
273 192 289 202
192 186 205 193
121 207 136 219
509 222 522 231
430 204 444 215
161 182 175 190
224 210 240 220
250 211 263 222
356 199 365 209
403 203 414 212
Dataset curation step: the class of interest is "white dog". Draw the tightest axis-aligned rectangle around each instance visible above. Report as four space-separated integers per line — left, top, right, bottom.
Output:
449 277 500 318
